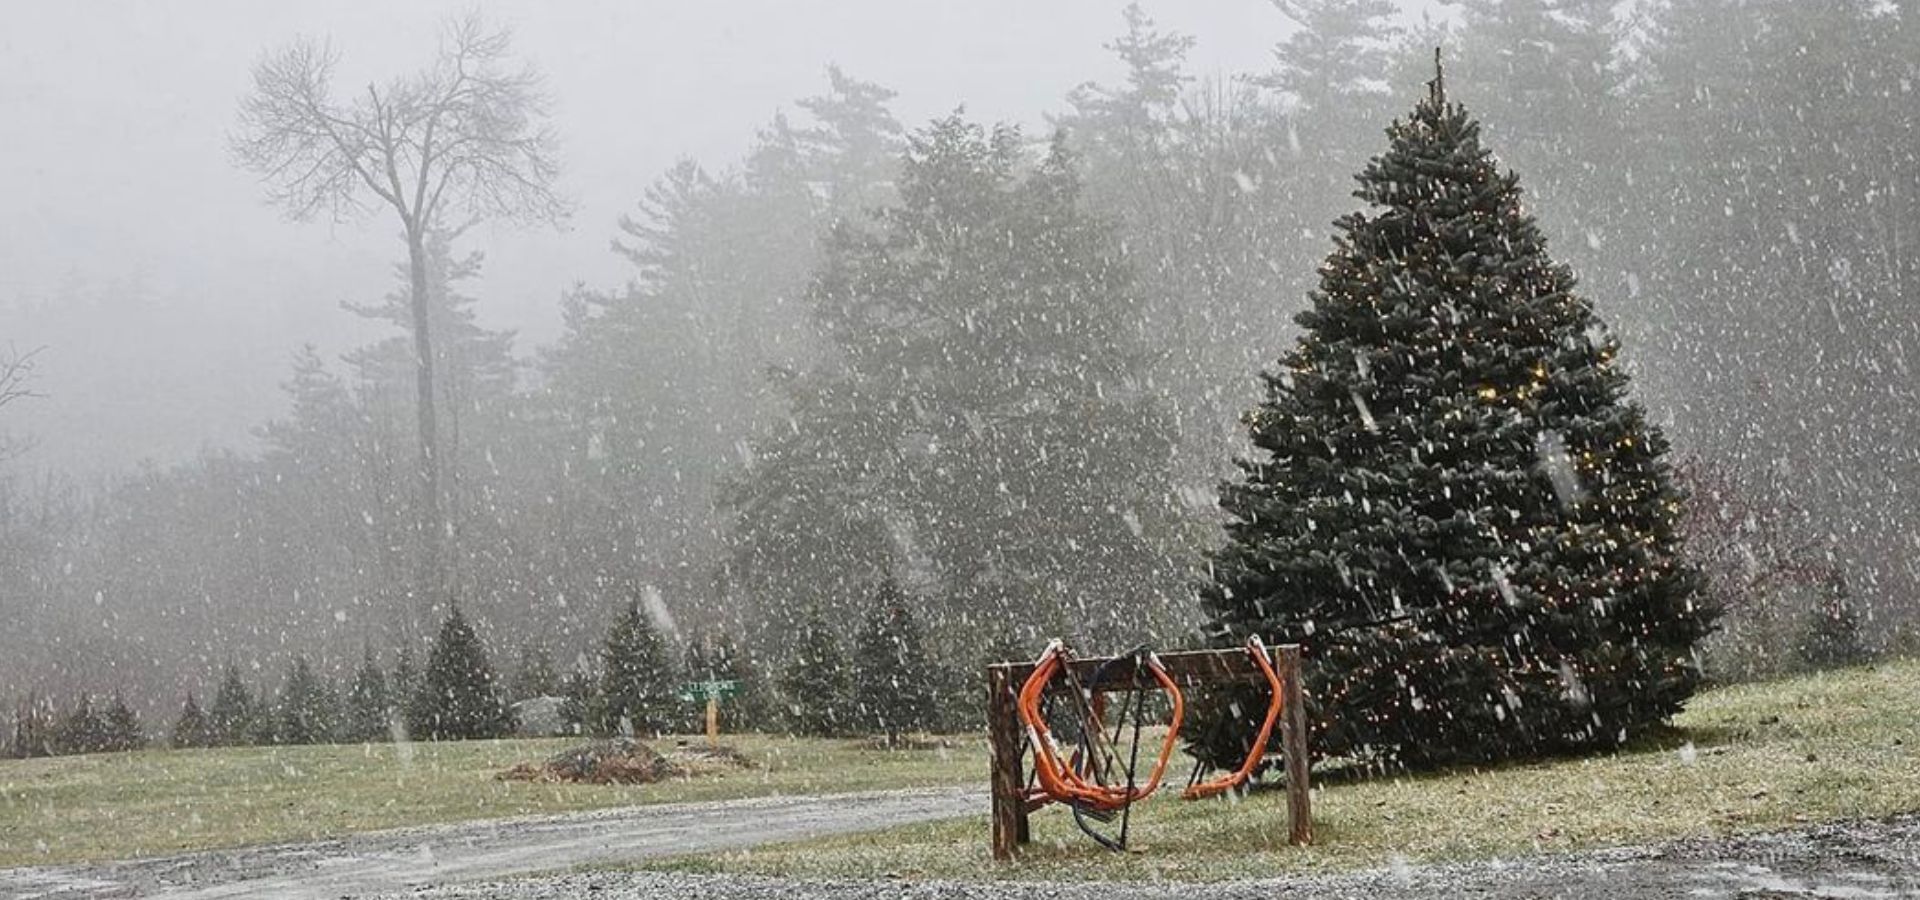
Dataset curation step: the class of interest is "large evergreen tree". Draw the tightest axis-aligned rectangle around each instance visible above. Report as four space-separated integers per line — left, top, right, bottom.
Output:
1193 69 1715 768
408 605 515 740
599 598 678 735
726 116 1179 652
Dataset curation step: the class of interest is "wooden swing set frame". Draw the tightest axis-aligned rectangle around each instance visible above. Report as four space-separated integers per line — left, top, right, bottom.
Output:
983 642 1313 860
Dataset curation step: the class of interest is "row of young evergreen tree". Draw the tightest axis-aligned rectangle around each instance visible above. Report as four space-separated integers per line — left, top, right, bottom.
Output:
10 0 1918 718
8 578 974 758
560 579 957 742
5 693 145 759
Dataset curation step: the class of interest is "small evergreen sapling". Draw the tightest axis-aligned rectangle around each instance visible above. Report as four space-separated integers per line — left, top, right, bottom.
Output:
408 605 515 740
851 579 937 745
598 598 678 735
103 694 144 752
343 646 392 743
173 693 215 749
781 612 854 737
1800 566 1869 669
57 695 109 755
558 665 603 736
276 656 337 745
209 664 257 747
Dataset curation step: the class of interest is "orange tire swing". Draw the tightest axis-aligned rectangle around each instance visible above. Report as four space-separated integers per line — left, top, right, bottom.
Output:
1182 635 1286 800
1016 640 1184 850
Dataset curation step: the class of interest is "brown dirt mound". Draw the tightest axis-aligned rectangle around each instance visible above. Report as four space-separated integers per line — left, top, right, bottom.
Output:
498 739 756 784
853 734 955 752
498 738 684 785
666 741 757 775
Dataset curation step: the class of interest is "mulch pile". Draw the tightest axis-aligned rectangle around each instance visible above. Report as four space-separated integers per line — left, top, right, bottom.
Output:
498 738 754 785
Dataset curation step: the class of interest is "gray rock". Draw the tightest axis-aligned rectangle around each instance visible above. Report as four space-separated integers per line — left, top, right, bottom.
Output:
510 695 566 737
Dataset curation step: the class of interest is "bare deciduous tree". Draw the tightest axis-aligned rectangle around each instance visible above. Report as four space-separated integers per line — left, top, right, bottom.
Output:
0 345 45 462
231 12 567 619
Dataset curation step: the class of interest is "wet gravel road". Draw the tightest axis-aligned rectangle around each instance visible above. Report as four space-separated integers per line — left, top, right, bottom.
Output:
5 793 1916 899
0 786 978 899
395 814 1920 900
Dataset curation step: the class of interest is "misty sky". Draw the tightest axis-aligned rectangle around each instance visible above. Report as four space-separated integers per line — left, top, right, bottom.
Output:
0 0 1446 474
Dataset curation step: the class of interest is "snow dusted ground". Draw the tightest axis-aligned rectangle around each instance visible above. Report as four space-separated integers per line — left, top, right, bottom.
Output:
398 815 1920 900
0 787 977 900
5 790 1916 899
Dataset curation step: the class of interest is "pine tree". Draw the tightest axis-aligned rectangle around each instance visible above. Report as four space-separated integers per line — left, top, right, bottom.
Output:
276 656 337 745
1193 67 1715 768
343 646 392 743
780 613 854 737
408 605 515 741
102 694 144 752
391 644 421 714
172 693 215 749
8 692 59 759
58 695 109 755
599 599 678 735
851 580 937 744
1800 566 1868 669
209 663 257 747
725 116 1179 652
557 665 603 737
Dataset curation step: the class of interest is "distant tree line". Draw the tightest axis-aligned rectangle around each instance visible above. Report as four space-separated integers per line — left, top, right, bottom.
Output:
4 578 968 758
8 0 1920 728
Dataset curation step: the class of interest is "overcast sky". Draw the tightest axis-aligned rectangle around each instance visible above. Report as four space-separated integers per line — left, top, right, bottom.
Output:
0 0 1446 474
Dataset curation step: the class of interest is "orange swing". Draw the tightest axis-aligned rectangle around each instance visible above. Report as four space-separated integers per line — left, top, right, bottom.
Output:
1017 640 1184 813
1015 635 1286 830
1182 635 1286 800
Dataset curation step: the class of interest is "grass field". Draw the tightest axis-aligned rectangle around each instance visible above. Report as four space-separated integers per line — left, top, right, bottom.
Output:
655 659 1920 882
0 732 986 869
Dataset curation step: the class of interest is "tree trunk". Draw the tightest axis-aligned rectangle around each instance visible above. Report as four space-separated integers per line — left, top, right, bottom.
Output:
406 227 447 628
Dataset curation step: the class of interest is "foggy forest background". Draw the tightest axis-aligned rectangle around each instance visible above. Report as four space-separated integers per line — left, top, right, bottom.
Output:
6 0 1918 727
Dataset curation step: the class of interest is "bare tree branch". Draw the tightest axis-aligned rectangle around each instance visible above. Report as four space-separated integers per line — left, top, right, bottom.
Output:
230 15 570 232
0 345 45 412
0 345 46 462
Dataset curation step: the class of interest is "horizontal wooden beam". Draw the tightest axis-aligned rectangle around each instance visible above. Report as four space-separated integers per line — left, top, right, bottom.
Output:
987 646 1277 693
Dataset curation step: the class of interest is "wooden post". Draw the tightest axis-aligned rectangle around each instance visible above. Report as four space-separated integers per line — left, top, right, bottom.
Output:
1279 644 1313 846
705 696 720 744
987 665 1028 860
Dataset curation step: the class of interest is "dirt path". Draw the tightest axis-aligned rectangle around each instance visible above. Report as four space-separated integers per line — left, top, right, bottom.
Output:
0 786 980 900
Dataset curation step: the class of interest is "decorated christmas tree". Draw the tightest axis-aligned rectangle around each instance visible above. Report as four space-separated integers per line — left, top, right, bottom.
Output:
1192 59 1716 768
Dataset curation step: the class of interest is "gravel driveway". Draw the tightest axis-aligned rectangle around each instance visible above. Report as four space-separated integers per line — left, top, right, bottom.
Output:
392 814 1920 900
0 786 978 899
6 792 1917 900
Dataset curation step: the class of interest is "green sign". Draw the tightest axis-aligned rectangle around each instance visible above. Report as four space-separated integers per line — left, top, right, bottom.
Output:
677 679 742 703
